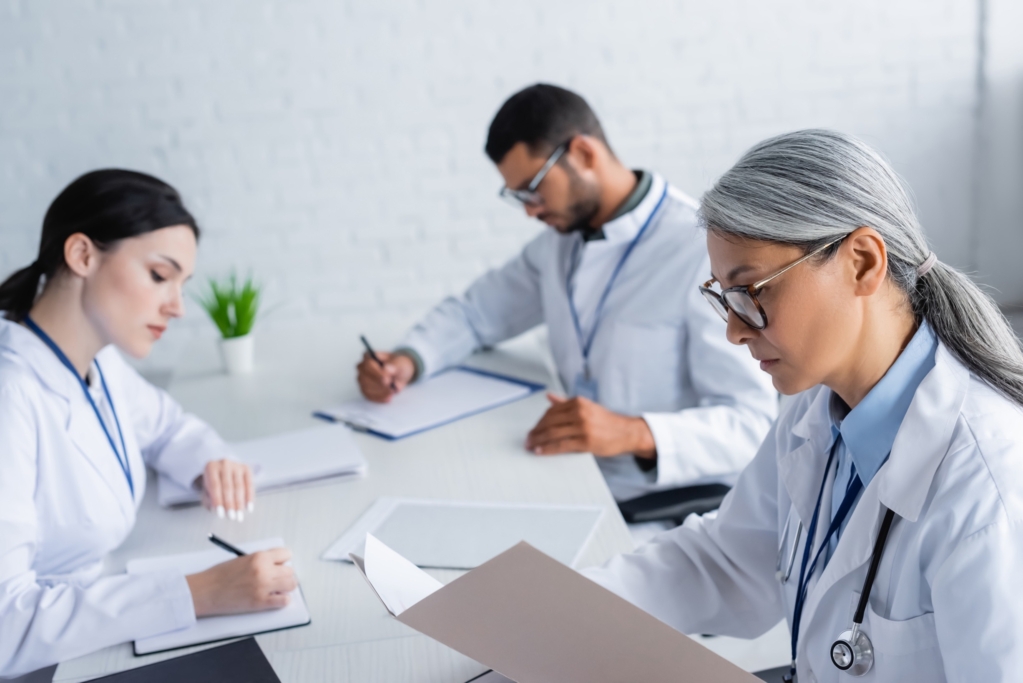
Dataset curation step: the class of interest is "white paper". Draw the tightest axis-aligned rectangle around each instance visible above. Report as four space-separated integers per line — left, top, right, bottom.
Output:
158 423 367 507
127 537 310 655
361 534 443 616
322 498 604 569
317 368 537 439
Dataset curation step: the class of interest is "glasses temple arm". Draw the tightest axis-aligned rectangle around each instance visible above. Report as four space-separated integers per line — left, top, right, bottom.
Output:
528 145 567 192
751 238 842 290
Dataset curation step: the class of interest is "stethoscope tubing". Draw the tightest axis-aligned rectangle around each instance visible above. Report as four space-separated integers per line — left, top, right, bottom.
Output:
852 507 897 626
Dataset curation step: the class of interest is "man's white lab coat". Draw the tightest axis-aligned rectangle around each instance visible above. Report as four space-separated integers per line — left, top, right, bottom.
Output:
399 173 778 500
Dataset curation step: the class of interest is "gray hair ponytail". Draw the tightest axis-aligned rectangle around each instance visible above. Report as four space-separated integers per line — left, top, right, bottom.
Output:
701 129 1023 407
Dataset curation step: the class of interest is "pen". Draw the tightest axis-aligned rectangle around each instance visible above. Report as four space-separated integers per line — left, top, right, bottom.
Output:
208 533 247 556
360 335 398 393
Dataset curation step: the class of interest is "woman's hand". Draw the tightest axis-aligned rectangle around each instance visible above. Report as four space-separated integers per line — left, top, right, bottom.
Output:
185 548 296 617
198 459 255 521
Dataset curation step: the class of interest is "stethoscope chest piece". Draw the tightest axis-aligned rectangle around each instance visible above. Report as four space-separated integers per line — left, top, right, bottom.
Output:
831 625 874 676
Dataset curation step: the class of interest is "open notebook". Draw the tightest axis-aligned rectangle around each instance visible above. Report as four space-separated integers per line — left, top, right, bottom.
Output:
314 367 544 440
158 423 367 507
127 537 310 655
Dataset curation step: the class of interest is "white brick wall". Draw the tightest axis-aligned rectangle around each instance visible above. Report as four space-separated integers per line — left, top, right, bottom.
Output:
1 0 1016 356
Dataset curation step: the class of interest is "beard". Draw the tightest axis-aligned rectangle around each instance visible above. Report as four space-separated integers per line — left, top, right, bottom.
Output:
554 164 602 235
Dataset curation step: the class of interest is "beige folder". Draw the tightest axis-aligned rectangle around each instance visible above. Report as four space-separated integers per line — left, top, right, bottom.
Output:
353 535 758 683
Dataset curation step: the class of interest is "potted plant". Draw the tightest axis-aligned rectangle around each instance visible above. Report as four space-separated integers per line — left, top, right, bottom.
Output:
197 273 261 375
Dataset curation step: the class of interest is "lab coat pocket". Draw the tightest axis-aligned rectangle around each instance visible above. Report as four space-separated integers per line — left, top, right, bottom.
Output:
605 321 685 410
848 603 944 682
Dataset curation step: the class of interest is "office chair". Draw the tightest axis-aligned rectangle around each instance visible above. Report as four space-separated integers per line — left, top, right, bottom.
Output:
617 483 732 526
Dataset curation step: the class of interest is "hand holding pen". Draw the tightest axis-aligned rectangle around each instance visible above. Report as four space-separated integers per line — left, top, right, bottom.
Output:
356 335 416 403
184 534 296 617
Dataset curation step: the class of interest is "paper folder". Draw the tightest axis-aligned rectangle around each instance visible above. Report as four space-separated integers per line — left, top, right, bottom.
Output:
353 535 758 683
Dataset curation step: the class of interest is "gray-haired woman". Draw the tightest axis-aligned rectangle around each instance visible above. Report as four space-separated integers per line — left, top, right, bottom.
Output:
584 129 1023 682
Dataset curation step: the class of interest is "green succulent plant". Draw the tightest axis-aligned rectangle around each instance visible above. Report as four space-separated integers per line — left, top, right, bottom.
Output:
197 273 261 339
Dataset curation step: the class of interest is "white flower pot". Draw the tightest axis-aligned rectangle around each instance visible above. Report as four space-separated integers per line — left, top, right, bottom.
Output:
220 334 255 375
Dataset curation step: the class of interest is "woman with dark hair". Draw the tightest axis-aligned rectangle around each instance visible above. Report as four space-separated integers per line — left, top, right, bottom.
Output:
0 170 296 677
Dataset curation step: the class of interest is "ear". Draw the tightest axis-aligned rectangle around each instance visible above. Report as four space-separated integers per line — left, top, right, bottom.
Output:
844 227 888 297
63 233 101 278
564 135 603 172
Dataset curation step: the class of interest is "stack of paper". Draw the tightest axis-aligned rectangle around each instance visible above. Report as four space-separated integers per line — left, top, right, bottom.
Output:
158 423 367 507
315 367 543 440
353 535 758 683
127 538 311 655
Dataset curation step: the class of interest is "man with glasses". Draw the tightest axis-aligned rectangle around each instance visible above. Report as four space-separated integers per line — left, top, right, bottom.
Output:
356 84 777 503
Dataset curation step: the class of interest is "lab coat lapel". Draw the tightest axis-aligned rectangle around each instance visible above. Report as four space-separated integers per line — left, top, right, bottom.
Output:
1 320 136 517
778 387 833 527
794 343 969 654
66 391 137 519
879 344 969 522
549 233 587 389
798 474 883 643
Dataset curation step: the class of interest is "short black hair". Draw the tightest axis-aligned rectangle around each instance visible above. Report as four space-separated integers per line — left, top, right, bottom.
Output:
484 84 609 164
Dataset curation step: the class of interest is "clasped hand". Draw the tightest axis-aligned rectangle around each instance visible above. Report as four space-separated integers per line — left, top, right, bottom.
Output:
525 393 657 459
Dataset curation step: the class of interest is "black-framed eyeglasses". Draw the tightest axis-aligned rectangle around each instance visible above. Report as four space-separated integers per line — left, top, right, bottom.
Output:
699 237 845 330
498 141 570 208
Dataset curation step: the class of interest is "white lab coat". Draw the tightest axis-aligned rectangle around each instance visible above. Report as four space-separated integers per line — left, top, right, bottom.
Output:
584 342 1023 682
399 173 778 500
0 318 233 677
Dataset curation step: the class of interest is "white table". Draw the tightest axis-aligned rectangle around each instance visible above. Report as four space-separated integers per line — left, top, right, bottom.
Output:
52 319 788 681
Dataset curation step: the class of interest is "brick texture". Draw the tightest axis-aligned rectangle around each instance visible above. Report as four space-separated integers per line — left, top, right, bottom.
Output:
0 0 1000 347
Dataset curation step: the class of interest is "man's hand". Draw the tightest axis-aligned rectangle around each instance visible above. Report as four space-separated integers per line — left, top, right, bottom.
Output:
356 351 416 403
525 393 657 459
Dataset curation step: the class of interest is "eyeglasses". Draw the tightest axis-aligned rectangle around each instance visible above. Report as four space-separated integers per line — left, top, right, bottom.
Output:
498 141 570 208
699 237 845 330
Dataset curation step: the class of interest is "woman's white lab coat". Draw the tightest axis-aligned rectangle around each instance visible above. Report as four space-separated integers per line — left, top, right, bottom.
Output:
584 342 1023 682
0 318 232 677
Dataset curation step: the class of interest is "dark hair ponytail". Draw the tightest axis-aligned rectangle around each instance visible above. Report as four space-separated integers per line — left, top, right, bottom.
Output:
0 169 200 320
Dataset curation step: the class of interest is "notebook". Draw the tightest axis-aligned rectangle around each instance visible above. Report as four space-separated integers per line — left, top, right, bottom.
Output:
157 423 367 507
84 638 280 682
127 537 310 655
322 498 604 569
314 366 544 440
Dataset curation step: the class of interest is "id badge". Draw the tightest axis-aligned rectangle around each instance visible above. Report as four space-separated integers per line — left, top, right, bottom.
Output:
572 371 599 402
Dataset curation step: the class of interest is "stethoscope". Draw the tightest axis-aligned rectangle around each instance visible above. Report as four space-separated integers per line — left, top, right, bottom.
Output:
779 444 899 681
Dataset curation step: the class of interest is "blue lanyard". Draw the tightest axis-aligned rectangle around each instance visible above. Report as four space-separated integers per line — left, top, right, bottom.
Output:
789 441 862 674
24 316 134 497
565 185 669 368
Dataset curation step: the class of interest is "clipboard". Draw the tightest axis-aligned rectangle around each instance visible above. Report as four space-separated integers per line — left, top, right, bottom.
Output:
314 366 544 440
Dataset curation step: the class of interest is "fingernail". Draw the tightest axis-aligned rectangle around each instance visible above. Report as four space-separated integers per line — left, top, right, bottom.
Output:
247 501 255 513
228 508 237 521
533 447 542 455
238 511 245 522
217 506 225 519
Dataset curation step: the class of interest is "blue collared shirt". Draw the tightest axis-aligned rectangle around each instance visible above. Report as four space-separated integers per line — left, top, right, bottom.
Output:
826 321 939 560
